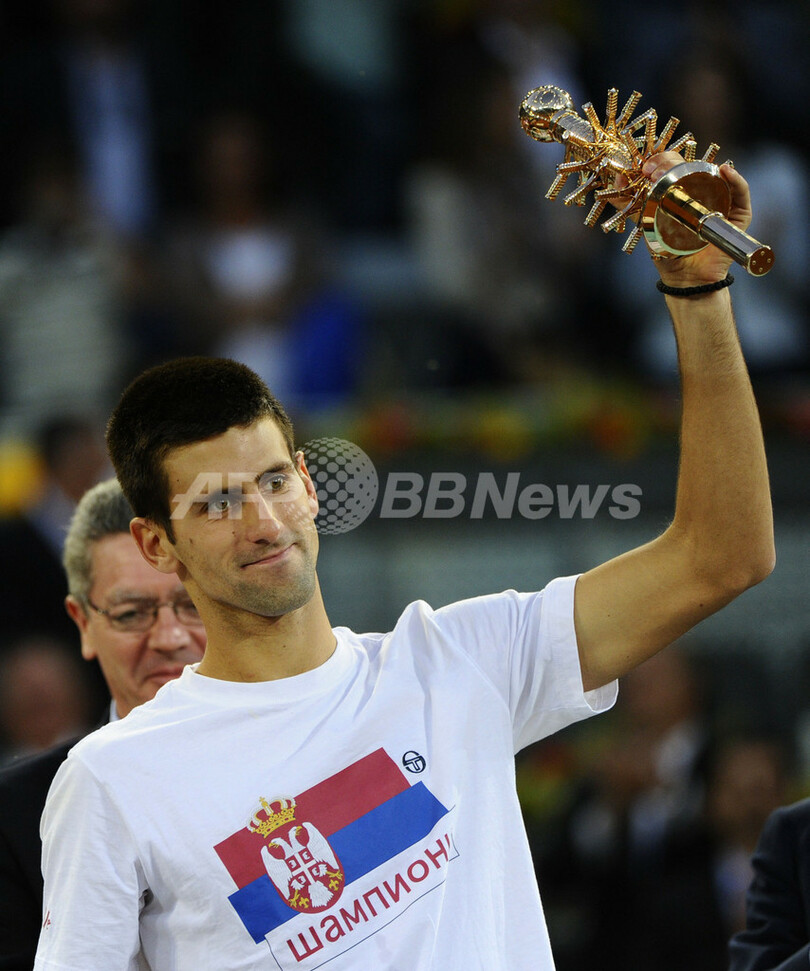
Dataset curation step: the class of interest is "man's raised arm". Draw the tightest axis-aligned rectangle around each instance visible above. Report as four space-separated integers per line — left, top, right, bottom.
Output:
574 159 775 691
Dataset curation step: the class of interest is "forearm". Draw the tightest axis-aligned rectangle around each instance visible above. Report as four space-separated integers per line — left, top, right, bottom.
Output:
667 286 774 591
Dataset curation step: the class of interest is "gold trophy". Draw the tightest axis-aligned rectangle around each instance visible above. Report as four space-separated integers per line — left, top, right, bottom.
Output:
519 85 774 276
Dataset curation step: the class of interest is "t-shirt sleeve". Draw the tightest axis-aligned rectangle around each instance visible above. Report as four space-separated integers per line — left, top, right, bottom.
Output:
429 575 617 751
34 754 146 971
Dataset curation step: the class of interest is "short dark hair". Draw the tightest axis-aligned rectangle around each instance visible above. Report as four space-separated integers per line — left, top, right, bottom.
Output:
106 357 295 537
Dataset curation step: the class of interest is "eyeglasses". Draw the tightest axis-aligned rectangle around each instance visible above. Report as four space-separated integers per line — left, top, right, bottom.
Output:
86 597 203 633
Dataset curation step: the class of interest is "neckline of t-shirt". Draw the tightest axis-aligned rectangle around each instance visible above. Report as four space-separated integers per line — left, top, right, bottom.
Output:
173 631 354 706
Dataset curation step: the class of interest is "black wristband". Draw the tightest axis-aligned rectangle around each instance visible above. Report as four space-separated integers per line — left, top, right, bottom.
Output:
656 274 734 297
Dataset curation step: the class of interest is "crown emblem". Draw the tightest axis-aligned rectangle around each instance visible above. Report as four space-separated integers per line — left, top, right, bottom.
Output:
247 797 296 838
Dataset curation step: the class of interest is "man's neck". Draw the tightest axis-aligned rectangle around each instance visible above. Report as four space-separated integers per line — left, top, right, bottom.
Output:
195 590 337 683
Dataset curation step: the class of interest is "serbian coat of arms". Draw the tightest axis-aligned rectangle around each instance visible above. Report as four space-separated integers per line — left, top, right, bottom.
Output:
248 797 345 913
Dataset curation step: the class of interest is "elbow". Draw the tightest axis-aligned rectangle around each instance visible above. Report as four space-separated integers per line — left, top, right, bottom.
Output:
677 521 776 605
753 543 777 585
680 511 776 599
715 541 776 599
742 532 777 589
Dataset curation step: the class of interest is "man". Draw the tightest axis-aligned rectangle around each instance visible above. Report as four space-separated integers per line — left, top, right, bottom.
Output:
0 478 206 971
34 156 774 971
728 796 810 970
0 636 94 765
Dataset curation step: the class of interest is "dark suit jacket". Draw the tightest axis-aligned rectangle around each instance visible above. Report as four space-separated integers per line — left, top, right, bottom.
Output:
729 797 810 971
0 738 79 971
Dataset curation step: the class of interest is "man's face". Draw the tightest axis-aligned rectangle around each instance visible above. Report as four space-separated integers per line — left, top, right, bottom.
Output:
158 418 320 622
67 534 207 718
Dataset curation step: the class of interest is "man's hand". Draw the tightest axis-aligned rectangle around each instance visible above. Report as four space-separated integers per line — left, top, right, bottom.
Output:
642 155 752 288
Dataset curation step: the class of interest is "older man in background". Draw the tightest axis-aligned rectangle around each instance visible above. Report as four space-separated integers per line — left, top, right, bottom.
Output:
0 478 206 971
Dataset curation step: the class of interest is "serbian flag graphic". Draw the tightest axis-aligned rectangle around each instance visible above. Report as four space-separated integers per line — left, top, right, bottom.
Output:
214 748 450 943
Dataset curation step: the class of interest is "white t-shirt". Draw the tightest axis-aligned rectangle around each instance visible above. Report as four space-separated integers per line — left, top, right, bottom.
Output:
35 577 616 971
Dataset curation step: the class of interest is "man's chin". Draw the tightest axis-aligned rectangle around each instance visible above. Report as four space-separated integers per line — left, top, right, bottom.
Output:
238 578 318 620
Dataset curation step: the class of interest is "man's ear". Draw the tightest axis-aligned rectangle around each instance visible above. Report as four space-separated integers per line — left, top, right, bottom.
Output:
130 518 181 574
295 450 319 519
65 595 96 661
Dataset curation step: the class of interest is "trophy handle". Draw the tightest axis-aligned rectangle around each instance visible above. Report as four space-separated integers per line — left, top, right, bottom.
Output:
519 85 774 277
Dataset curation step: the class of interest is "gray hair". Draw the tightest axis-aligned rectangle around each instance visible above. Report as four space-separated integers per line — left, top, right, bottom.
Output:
62 477 134 603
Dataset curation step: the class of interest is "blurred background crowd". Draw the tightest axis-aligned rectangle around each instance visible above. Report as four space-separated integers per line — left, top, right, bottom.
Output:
0 1 809 967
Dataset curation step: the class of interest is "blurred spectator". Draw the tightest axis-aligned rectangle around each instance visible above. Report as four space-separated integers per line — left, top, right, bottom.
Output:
608 46 810 383
51 0 157 238
524 645 714 969
277 0 415 231
475 0 589 137
428 0 594 204
0 636 93 765
569 644 711 859
163 108 364 416
0 144 130 436
589 0 810 155
588 0 732 109
406 49 599 386
629 735 789 971
0 0 198 240
0 414 108 656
